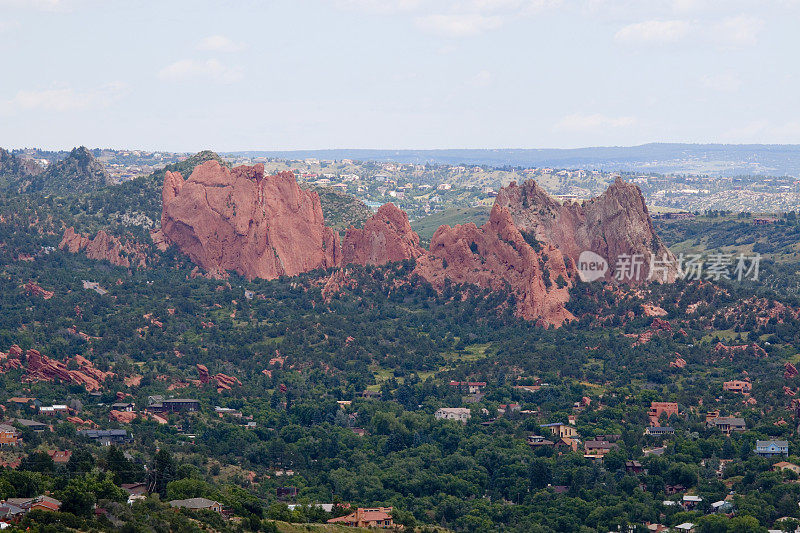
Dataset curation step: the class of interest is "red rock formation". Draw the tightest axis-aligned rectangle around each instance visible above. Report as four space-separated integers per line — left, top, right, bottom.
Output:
494 177 676 282
670 357 687 368
60 227 146 268
785 362 799 380
197 364 210 384
414 204 574 326
342 203 424 266
158 161 340 280
197 363 240 391
109 410 138 423
23 349 112 391
24 281 54 299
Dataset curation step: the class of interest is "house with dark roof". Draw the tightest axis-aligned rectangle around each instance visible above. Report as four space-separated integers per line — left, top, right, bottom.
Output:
169 498 223 513
78 429 131 446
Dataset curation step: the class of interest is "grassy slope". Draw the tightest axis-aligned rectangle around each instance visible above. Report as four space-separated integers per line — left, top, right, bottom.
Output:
411 206 492 244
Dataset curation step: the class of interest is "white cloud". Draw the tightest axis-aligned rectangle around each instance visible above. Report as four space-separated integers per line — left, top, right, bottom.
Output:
0 82 127 113
415 13 503 37
197 35 246 53
554 112 636 132
710 15 763 47
158 59 243 83
614 19 692 45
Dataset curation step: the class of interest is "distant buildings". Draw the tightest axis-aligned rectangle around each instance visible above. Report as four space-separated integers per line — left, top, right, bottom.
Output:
448 381 486 394
79 429 131 446
707 417 746 436
435 408 471 423
648 402 679 426
755 440 789 458
169 498 223 513
645 427 675 437
722 380 752 394
541 423 579 439
0 424 20 446
328 507 394 529
147 397 200 413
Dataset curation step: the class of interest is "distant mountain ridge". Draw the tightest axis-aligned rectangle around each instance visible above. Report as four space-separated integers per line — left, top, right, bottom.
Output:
226 143 800 176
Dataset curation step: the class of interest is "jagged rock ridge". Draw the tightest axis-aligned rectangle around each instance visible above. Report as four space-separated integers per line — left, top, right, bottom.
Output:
494 177 676 282
342 203 425 266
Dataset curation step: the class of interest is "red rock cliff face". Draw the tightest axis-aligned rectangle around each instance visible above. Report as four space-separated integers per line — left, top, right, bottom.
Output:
414 204 574 326
342 203 424 266
494 177 676 282
159 161 341 280
59 228 146 268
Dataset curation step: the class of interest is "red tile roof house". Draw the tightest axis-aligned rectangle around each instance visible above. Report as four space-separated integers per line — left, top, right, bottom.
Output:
47 450 72 464
328 507 395 529
648 402 678 426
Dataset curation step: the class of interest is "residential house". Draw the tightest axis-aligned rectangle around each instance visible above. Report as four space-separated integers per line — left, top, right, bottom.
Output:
448 381 487 394
121 483 148 496
0 425 20 446
682 495 702 510
755 440 789 458
648 402 678 426
711 500 734 514
707 417 746 436
39 405 68 417
625 460 644 474
0 501 25 522
78 429 131 446
47 451 71 464
772 461 800 475
327 507 395 529
723 380 752 394
674 523 695 532
554 437 579 453
276 487 298 499
584 440 618 458
435 408 471 423
360 390 381 400
5 418 47 432
169 498 223 513
147 398 199 413
527 435 554 449
645 427 675 437
111 402 135 412
541 423 578 439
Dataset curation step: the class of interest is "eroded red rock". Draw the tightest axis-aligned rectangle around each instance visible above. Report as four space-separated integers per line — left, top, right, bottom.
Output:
60 227 147 268
414 204 574 326
158 161 340 280
342 203 424 266
494 177 676 282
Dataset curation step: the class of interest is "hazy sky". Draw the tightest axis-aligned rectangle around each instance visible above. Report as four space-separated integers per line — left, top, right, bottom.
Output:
1 0 799 151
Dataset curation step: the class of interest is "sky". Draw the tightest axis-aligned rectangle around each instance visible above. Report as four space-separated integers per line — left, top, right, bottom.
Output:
1 0 799 151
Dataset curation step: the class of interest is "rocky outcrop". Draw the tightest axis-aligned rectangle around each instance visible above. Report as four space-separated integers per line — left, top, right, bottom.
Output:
24 281 54 299
23 146 109 195
414 204 574 326
197 363 242 391
159 161 340 280
23 348 113 392
60 227 147 268
342 203 425 266
494 177 676 282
